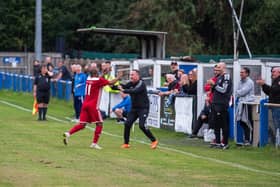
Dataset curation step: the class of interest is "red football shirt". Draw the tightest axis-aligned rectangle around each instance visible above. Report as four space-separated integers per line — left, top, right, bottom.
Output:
84 76 110 107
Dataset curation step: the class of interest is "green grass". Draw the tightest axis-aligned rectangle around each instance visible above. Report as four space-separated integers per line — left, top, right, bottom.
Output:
0 90 280 187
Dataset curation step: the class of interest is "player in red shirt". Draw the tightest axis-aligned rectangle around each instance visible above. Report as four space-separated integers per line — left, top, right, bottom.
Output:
63 67 122 149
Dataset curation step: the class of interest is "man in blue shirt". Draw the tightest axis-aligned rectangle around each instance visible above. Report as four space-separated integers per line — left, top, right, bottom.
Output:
73 64 87 121
111 91 131 123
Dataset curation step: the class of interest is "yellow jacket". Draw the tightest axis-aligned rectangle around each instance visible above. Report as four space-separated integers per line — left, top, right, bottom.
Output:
103 74 120 93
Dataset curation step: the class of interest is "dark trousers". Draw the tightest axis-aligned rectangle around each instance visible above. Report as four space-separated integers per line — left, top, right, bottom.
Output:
192 115 208 135
239 105 253 142
124 108 156 144
74 96 84 119
212 104 229 145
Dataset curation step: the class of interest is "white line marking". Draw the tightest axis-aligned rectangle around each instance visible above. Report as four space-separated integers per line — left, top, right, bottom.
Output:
1 99 280 177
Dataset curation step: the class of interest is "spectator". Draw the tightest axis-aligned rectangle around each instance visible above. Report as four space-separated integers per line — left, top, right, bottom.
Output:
101 61 120 93
70 63 77 120
207 62 232 149
257 67 280 144
188 69 197 95
45 56 52 66
73 64 87 121
111 92 132 124
177 69 185 80
235 67 255 146
163 61 179 86
33 64 54 121
45 56 55 73
170 61 179 80
204 65 220 104
159 74 180 107
189 96 211 138
33 60 41 77
55 61 72 81
159 74 180 96
179 74 190 95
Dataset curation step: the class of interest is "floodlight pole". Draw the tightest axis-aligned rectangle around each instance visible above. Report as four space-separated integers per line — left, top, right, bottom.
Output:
232 0 245 60
228 0 252 59
35 0 42 61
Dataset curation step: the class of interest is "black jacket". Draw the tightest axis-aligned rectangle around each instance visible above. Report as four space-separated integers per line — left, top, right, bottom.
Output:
34 74 51 93
122 80 149 109
262 76 280 104
212 73 232 107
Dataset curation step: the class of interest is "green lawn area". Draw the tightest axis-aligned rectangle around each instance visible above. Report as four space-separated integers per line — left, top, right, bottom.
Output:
0 90 280 187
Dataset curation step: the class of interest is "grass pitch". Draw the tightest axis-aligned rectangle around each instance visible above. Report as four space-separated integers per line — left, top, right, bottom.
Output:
0 90 280 187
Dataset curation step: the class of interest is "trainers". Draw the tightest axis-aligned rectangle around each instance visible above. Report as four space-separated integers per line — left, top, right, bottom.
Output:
151 140 159 149
71 118 79 123
121 144 130 148
90 143 102 150
63 132 70 145
244 140 251 146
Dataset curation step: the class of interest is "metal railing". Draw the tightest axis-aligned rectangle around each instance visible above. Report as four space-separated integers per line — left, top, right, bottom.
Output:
0 72 72 101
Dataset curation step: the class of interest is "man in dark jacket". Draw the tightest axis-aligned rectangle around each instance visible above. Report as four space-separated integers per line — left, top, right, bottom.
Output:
257 67 280 141
118 69 158 149
207 62 232 149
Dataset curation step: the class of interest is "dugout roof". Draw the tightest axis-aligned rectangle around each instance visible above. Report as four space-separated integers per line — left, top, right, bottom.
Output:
77 27 168 59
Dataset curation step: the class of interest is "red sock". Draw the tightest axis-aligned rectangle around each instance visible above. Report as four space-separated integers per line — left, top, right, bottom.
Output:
93 125 103 144
69 123 85 135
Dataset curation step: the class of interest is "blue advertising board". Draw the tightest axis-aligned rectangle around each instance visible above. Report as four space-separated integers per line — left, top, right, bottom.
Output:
3 57 21 64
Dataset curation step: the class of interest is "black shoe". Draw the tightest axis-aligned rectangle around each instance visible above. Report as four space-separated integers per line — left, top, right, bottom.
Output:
116 119 124 124
189 134 197 138
37 118 42 121
209 143 219 148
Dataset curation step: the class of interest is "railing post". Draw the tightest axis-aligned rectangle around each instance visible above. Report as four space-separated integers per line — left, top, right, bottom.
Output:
65 81 72 101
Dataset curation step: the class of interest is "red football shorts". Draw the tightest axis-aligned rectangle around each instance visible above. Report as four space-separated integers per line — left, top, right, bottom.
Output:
79 102 103 123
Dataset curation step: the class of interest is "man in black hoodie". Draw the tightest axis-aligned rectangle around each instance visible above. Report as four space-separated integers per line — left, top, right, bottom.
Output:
118 69 158 149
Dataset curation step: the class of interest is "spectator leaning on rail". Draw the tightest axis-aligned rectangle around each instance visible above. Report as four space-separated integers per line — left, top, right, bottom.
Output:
235 67 255 146
55 60 72 81
45 56 55 74
257 67 280 143
207 62 232 150
158 74 180 107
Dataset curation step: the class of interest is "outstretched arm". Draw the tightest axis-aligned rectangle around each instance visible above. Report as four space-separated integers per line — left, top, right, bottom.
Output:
108 71 123 85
